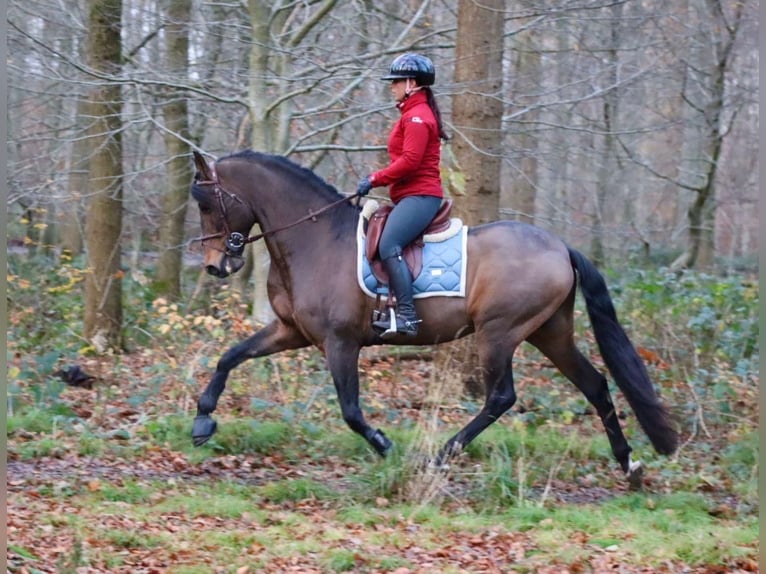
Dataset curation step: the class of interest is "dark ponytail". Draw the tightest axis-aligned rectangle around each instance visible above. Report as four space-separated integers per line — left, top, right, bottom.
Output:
424 88 450 141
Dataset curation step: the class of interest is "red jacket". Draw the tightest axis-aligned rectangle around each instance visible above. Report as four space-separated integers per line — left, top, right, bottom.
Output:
369 90 444 204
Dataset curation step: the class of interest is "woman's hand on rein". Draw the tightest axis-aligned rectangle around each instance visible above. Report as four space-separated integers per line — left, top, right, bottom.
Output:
356 176 373 197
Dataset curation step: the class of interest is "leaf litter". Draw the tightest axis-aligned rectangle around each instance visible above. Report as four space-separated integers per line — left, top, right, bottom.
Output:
7 345 759 573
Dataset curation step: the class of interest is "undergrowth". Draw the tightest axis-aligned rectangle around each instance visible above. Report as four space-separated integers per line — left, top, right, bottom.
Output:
6 254 760 570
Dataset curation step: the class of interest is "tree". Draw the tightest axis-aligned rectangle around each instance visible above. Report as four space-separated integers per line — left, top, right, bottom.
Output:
155 0 193 299
6 0 759 294
240 0 361 322
506 23 541 225
60 100 89 259
670 0 747 269
450 0 505 225
446 0 506 391
590 1 623 267
83 0 124 352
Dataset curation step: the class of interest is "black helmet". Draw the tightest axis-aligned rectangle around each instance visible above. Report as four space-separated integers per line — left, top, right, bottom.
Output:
380 53 435 86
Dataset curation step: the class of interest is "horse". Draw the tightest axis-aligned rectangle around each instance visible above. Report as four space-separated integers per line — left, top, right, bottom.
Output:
188 149 678 488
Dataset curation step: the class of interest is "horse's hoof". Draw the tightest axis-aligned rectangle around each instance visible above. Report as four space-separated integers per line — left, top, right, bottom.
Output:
192 415 218 447
369 429 393 457
627 459 644 491
427 458 450 473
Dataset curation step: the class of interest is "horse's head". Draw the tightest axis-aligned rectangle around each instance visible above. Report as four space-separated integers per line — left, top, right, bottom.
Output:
191 151 250 278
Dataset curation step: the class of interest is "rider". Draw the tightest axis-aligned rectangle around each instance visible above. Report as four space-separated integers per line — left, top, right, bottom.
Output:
356 53 450 338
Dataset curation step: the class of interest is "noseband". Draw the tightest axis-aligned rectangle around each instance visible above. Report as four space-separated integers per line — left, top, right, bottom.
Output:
193 165 358 258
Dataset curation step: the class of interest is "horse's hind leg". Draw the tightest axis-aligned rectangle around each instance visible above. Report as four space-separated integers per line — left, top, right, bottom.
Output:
435 334 518 466
527 312 642 487
192 320 309 446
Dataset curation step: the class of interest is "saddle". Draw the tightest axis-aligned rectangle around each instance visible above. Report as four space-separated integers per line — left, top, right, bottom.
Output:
364 199 454 284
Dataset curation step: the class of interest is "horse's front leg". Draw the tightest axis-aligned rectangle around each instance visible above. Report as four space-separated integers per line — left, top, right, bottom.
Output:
192 320 309 446
325 338 392 457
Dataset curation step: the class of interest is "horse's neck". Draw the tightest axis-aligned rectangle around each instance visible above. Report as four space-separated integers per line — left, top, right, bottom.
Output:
255 192 341 239
240 170 320 231
250 177 353 255
230 160 356 266
260 200 356 295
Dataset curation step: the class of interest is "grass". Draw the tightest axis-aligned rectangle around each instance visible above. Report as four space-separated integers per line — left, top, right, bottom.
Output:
10 473 757 571
7 262 759 572
260 477 337 503
97 480 154 504
161 491 261 519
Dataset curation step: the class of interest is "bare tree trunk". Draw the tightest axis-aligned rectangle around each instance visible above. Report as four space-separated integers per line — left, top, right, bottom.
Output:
242 0 341 323
244 0 275 323
509 26 540 224
61 101 89 259
591 2 622 267
83 0 124 352
672 0 742 270
451 0 505 225
447 0 505 391
156 0 192 299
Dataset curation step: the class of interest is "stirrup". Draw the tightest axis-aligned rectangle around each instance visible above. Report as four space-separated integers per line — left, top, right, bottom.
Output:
373 308 420 338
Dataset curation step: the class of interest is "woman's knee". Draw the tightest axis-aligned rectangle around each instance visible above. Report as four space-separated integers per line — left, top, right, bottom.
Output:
378 241 403 261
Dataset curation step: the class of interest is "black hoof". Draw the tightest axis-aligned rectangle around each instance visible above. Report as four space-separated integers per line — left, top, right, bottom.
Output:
192 415 218 447
433 441 462 468
627 460 644 491
368 429 393 457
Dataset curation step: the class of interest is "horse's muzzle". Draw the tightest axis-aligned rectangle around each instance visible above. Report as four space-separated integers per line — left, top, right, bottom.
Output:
206 256 244 278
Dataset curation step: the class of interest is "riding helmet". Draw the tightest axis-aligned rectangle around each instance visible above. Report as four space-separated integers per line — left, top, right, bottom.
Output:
380 53 435 86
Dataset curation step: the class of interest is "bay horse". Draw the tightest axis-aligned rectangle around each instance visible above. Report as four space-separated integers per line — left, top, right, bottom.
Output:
189 149 677 488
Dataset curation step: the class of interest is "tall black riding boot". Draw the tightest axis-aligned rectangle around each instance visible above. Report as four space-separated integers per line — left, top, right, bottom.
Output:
372 254 420 338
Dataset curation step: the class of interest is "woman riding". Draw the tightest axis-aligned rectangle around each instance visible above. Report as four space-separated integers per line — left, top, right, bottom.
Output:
356 53 450 338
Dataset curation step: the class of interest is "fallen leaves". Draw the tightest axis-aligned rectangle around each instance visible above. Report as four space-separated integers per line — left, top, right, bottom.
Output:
6 345 759 573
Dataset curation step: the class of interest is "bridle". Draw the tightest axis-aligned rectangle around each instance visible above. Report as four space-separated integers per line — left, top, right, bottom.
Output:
193 164 358 258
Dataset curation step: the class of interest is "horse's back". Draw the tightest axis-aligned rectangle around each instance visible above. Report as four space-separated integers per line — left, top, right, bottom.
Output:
464 220 574 323
468 219 569 255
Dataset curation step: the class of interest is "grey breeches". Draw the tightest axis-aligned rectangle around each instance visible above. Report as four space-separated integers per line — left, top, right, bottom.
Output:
378 195 443 261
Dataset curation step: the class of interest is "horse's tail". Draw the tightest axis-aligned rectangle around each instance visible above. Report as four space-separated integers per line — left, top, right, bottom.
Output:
568 247 678 455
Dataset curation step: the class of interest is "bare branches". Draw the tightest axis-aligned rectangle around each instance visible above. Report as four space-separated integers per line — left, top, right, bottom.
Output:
6 0 759 268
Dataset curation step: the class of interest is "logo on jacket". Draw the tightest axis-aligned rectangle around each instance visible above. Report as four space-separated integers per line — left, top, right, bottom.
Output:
411 116 424 123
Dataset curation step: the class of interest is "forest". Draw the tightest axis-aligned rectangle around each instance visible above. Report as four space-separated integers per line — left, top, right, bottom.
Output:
6 0 759 572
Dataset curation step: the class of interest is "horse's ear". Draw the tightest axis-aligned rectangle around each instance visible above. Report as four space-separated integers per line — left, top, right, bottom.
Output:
192 150 213 181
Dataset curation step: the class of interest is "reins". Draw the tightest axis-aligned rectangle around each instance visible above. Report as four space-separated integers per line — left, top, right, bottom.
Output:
193 168 359 255
240 194 357 245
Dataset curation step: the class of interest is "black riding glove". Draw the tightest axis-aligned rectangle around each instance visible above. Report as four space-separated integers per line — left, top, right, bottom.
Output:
356 176 373 197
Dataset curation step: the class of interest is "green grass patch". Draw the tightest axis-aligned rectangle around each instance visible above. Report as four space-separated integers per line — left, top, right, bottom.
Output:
211 419 292 454
518 492 758 567
12 436 68 459
160 490 261 519
140 415 197 452
322 548 359 572
8 544 41 560
143 416 296 458
7 404 80 434
97 479 154 504
259 477 336 503
373 555 412 571
316 424 383 459
103 528 166 549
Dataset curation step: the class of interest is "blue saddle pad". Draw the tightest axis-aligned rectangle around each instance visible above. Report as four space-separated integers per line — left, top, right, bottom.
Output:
357 226 467 299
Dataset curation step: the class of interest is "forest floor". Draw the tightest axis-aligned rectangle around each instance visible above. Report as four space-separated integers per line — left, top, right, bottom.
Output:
7 340 760 574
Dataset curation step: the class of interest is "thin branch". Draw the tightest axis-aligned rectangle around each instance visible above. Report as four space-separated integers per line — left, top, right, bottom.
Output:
8 19 248 108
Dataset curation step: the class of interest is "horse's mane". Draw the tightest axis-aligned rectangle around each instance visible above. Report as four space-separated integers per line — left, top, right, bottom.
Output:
223 150 348 204
191 149 360 233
